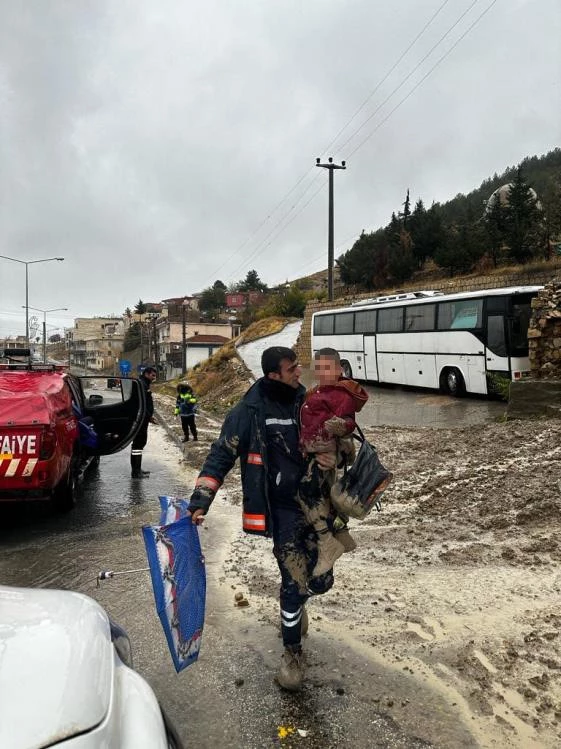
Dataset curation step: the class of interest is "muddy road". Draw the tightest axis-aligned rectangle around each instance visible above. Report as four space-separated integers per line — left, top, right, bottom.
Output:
1 420 479 749
2 386 560 748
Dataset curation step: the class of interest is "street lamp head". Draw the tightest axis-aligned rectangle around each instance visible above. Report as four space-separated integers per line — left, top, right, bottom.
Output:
56 257 64 261
342 160 346 167
328 157 333 163
316 157 320 164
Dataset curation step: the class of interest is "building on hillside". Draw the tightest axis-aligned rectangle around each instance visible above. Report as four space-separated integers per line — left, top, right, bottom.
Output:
162 334 230 379
66 317 125 372
155 319 240 379
127 302 164 325
161 296 199 315
225 291 264 310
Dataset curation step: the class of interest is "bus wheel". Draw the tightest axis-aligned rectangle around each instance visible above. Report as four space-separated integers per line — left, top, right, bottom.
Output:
442 367 465 397
341 360 353 379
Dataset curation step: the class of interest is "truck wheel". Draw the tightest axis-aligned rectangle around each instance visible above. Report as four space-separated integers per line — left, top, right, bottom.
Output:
52 464 77 512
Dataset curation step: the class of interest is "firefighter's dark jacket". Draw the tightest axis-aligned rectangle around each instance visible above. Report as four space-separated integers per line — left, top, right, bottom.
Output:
139 374 154 419
189 377 306 537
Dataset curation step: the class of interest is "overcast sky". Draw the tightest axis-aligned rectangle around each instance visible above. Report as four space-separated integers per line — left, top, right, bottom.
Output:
1 0 559 337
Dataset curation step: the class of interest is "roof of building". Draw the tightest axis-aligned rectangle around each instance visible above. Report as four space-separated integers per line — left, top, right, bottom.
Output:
185 335 229 344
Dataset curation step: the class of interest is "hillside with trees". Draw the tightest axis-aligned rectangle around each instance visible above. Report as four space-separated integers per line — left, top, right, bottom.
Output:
337 149 561 290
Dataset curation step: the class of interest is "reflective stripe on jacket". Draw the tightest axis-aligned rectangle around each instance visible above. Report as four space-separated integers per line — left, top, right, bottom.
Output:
194 379 305 537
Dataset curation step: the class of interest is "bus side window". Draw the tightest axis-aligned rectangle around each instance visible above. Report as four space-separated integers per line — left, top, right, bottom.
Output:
355 310 377 333
314 315 334 335
378 307 404 333
405 304 436 331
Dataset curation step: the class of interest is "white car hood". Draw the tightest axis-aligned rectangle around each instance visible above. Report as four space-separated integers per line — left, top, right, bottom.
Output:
0 586 113 749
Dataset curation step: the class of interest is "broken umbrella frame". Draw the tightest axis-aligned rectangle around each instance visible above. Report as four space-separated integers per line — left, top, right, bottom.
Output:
97 496 206 673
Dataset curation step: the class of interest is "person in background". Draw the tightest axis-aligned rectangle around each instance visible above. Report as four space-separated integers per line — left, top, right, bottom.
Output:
131 366 157 478
175 383 198 442
187 346 336 692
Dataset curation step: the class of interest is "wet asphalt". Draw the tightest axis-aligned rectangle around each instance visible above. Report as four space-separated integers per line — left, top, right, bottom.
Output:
0 396 488 749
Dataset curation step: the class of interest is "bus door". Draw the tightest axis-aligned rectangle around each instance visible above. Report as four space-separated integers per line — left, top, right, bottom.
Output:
485 312 509 375
363 335 379 381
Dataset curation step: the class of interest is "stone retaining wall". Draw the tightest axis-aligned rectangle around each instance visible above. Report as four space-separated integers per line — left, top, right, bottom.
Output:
528 279 561 379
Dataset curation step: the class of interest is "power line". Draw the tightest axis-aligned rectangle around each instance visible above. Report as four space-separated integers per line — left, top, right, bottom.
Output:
348 0 499 159
335 0 481 157
199 1 465 285
225 176 328 283
199 166 318 286
321 0 452 157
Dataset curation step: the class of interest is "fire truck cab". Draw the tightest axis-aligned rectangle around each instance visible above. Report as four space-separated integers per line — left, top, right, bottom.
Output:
0 355 147 511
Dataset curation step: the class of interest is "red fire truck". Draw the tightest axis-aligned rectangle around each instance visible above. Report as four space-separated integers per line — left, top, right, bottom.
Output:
0 355 146 511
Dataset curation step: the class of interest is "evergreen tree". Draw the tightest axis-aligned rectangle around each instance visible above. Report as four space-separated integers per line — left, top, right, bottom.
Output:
238 269 268 292
124 321 141 351
134 299 147 315
503 167 541 263
337 230 388 289
400 189 411 228
484 192 507 266
387 228 415 283
199 285 225 315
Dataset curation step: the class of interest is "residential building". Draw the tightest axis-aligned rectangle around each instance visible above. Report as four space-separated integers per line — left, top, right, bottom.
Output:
155 318 240 379
66 317 125 372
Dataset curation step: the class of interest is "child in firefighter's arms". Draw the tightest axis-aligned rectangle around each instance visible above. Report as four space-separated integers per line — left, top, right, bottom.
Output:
298 347 368 581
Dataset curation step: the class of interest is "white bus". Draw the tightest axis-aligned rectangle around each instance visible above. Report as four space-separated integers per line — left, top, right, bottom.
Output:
311 286 543 396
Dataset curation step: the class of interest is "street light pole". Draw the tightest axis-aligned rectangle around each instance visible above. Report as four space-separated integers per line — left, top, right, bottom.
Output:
0 256 65 346
25 306 68 363
315 158 346 301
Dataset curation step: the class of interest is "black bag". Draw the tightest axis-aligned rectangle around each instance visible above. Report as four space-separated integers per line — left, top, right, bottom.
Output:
331 426 393 520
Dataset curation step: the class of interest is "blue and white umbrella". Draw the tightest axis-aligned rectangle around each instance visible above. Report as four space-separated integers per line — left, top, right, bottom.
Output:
142 500 206 673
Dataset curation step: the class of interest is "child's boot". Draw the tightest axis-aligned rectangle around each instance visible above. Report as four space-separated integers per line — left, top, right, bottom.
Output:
334 526 357 552
312 528 345 577
333 514 357 552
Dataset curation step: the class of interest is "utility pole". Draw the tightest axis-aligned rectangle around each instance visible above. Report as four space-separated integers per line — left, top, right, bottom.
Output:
316 157 346 301
153 318 159 371
181 303 187 375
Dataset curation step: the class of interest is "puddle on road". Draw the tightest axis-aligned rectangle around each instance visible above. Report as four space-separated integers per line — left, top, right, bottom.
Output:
0 426 197 591
300 369 505 428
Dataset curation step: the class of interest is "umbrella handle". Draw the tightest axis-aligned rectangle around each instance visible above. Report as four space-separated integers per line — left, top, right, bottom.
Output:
96 567 149 587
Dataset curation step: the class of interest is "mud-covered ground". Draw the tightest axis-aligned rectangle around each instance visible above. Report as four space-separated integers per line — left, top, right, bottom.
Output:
155 390 561 748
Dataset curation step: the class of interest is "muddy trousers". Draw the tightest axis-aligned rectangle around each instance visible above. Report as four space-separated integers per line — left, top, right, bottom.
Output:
272 502 333 649
180 415 197 440
130 421 149 475
298 456 335 533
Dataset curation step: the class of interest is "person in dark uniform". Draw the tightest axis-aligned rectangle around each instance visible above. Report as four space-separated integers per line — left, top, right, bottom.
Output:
131 365 157 478
187 346 336 692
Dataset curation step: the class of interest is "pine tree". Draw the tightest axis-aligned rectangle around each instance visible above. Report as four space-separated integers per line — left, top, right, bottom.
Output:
484 192 507 267
504 167 541 263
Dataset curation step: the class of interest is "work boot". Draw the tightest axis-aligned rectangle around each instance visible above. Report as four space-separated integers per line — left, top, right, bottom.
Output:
301 605 309 636
182 436 189 442
312 529 345 577
131 470 150 479
334 527 357 553
276 647 304 691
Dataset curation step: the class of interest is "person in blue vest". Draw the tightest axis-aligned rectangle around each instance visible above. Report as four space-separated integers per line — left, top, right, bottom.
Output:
187 346 336 692
174 383 198 442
